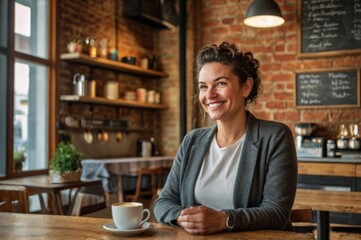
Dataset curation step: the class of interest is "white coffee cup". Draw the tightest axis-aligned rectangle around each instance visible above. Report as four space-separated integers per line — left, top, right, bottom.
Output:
111 202 150 230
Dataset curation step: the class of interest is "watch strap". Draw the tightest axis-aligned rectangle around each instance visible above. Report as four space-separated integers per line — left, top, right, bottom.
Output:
225 211 236 230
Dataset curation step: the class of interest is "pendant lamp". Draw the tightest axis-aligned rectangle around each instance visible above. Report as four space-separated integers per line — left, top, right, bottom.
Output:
244 0 285 28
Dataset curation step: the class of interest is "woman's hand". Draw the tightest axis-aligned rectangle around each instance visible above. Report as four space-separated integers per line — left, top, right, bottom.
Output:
177 205 228 235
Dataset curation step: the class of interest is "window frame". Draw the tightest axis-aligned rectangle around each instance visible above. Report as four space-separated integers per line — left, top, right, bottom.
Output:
1 0 58 178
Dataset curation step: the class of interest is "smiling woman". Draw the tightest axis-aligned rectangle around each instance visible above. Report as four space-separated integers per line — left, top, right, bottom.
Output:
154 42 298 235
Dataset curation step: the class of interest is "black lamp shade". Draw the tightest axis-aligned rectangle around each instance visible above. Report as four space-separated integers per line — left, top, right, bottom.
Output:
244 0 285 28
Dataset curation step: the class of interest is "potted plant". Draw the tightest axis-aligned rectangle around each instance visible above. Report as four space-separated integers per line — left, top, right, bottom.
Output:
13 148 26 172
49 142 83 183
67 37 83 53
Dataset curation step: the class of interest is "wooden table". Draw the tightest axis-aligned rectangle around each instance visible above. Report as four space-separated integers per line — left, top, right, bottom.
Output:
294 188 361 240
82 156 174 201
0 212 314 239
0 174 102 215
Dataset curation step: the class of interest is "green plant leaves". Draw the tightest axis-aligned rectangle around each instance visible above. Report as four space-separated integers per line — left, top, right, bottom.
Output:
50 142 83 173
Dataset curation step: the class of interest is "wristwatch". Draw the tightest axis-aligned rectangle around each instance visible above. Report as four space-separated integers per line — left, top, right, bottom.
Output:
225 212 236 230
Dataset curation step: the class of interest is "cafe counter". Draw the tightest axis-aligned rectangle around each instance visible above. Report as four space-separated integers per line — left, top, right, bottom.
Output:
297 156 361 225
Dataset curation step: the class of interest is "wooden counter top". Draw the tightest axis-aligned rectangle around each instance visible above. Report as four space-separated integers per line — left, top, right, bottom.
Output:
298 157 361 163
82 156 174 164
298 158 361 177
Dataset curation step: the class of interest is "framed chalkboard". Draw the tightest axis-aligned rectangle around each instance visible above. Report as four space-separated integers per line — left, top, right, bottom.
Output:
295 68 360 108
298 0 361 58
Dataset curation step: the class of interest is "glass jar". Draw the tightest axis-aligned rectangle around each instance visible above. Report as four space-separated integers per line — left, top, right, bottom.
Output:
99 38 108 58
84 37 97 58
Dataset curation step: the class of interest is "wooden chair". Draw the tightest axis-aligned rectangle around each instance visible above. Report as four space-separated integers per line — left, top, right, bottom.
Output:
67 182 108 216
0 185 29 213
124 166 170 202
290 207 315 236
290 207 313 223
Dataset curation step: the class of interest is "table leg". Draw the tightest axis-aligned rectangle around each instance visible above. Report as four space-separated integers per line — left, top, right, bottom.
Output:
67 188 80 215
37 193 49 214
317 210 329 240
53 192 64 215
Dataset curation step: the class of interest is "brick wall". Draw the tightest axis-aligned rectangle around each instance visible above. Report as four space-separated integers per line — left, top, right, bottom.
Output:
193 0 361 139
58 0 361 158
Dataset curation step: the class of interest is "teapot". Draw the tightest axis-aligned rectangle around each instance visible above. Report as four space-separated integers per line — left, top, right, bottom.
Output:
72 73 88 96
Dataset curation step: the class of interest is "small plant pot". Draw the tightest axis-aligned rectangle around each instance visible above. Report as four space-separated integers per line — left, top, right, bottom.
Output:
67 42 77 53
15 162 23 172
49 169 82 183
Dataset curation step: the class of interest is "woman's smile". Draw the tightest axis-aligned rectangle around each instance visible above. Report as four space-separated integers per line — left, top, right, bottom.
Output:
207 101 225 109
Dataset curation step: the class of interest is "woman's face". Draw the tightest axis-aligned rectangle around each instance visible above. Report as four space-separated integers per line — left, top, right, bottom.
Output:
198 62 251 122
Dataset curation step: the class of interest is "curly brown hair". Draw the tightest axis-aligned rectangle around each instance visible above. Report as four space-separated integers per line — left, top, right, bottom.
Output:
195 42 262 105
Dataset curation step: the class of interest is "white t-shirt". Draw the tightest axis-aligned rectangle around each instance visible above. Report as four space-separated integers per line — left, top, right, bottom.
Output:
194 134 245 210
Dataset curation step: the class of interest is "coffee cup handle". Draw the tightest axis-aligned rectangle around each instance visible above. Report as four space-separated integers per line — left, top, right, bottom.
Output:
139 209 150 227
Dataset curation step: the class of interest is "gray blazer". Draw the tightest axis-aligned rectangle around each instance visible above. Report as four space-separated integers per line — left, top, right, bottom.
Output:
154 111 298 231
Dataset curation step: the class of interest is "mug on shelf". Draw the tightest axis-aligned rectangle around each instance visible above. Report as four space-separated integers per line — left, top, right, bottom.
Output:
136 88 147 103
104 81 119 99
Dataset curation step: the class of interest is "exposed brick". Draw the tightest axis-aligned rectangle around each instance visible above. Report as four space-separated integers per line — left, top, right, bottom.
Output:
222 17 234 25
274 53 297 62
274 111 300 122
269 73 294 82
301 111 329 123
202 19 221 28
266 101 288 109
210 26 230 35
274 92 294 100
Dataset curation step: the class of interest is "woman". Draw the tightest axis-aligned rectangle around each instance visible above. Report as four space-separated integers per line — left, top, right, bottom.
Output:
154 42 298 235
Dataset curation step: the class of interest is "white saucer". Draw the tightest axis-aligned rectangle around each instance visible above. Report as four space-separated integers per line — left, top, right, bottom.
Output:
103 222 152 236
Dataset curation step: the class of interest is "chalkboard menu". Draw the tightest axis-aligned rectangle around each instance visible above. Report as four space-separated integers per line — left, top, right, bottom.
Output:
296 68 360 108
298 0 361 57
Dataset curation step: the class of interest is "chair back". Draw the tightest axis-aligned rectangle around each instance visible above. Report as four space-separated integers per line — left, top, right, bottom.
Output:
125 166 171 202
290 207 313 223
0 185 29 213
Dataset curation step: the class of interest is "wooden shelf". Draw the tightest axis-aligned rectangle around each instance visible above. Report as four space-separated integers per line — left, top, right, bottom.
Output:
60 52 168 78
60 95 169 110
59 127 152 133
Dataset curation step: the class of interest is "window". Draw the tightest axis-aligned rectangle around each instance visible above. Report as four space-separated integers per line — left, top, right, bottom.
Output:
0 0 56 177
13 60 49 171
15 1 49 58
0 0 8 47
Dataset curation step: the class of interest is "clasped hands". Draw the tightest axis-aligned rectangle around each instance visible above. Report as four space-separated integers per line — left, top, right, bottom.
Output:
176 205 228 235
